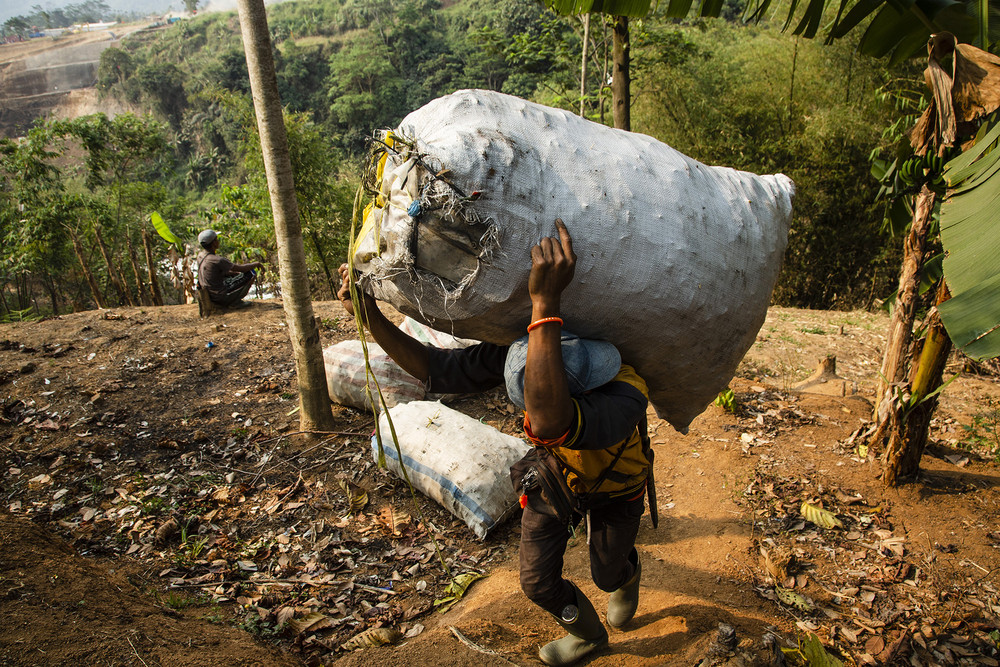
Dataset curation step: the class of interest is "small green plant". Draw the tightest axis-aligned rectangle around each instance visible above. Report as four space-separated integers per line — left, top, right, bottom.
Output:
714 388 737 413
140 496 166 515
279 392 295 400
162 590 196 610
238 612 282 637
799 325 827 335
86 477 105 494
230 427 249 439
202 605 224 624
960 399 1000 460
1 307 41 323
184 535 210 560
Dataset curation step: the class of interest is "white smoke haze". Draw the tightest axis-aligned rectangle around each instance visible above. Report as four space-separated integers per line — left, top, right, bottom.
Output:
2 0 288 26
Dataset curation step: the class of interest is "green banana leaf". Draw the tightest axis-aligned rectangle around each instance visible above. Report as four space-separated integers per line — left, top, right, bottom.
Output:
150 211 182 246
543 0 652 16
938 116 1000 360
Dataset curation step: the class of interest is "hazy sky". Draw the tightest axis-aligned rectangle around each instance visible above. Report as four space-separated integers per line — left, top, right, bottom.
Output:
2 0 245 26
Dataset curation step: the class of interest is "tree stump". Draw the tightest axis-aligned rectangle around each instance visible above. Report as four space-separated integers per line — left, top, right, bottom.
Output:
196 286 216 318
791 355 854 396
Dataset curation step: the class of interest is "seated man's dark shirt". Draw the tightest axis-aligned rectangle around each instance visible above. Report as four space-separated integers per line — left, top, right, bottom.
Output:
197 251 234 298
425 342 646 451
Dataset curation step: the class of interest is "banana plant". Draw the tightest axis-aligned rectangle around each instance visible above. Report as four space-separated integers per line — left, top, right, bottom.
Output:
939 114 1000 360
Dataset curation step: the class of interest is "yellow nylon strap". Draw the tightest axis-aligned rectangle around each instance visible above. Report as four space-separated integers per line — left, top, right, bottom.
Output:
351 131 398 259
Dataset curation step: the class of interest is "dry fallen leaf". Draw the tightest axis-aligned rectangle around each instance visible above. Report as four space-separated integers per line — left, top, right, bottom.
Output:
801 501 844 530
288 611 330 635
760 545 792 582
154 518 179 545
340 627 402 650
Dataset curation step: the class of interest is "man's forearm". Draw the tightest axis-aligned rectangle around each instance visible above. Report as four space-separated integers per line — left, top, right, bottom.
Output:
230 262 259 273
523 298 574 438
357 303 431 384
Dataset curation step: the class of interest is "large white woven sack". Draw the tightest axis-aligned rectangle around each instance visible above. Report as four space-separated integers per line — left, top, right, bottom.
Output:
374 401 529 539
353 90 794 431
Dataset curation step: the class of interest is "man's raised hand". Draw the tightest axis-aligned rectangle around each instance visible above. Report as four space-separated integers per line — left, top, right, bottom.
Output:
528 218 576 309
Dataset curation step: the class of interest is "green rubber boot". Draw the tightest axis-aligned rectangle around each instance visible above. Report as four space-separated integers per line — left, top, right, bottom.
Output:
607 549 641 628
539 584 609 666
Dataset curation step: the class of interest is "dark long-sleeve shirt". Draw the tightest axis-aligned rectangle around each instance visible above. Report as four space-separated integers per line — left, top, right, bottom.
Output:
425 342 646 452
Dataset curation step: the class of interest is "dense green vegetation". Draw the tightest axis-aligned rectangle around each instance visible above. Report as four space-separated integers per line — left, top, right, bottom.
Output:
1 0 916 318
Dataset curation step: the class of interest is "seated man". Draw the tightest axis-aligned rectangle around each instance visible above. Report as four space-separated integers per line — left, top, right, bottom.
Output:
196 229 263 308
338 219 651 667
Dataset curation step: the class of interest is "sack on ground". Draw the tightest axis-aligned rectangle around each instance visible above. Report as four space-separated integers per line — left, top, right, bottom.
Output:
325 319 476 411
399 316 477 349
353 90 795 431
374 400 529 539
323 340 424 411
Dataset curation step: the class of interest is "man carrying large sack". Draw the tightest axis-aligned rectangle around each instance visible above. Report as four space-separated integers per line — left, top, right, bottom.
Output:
339 219 651 666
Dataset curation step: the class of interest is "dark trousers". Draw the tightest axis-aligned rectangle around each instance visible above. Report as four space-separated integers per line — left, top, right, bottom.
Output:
211 270 256 307
519 494 644 616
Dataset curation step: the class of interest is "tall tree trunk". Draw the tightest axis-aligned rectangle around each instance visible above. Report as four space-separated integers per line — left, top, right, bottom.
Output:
600 18 608 125
237 0 335 432
142 229 164 306
308 229 337 300
611 16 630 131
42 273 59 316
94 230 134 306
70 230 106 309
869 185 937 483
16 273 30 311
882 282 953 484
580 14 590 117
125 235 150 306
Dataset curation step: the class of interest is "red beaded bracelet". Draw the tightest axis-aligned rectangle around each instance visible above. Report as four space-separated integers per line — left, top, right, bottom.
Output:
526 316 563 333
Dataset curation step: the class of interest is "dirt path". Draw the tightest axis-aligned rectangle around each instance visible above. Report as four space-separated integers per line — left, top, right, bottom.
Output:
1 302 998 666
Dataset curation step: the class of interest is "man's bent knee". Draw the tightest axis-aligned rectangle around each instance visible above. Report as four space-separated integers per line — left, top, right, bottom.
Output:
521 574 574 616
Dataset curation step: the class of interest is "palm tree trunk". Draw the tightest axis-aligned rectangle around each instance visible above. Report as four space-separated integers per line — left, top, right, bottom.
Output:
237 0 335 432
182 254 196 304
611 16 630 131
142 229 164 306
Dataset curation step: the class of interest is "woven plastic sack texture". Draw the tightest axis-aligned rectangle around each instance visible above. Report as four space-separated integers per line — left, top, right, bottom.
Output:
323 340 425 411
374 401 529 539
353 90 794 431
399 316 477 349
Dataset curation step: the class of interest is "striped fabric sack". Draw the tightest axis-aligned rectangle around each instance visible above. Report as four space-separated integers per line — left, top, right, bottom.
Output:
374 400 529 539
323 340 425 411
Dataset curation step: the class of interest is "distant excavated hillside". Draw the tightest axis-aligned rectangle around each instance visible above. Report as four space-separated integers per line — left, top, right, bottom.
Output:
0 25 143 137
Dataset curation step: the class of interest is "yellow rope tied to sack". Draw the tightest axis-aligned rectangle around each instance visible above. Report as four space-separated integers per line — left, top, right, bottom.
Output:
346 175 455 582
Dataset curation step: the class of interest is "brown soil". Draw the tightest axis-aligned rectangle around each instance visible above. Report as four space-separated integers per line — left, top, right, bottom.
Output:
1 302 998 666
